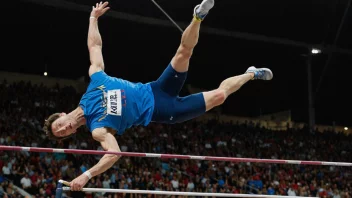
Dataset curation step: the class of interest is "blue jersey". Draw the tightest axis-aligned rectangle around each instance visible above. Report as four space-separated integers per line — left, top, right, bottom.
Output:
79 71 154 135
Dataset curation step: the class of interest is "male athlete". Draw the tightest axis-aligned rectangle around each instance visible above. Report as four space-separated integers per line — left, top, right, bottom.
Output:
43 0 273 191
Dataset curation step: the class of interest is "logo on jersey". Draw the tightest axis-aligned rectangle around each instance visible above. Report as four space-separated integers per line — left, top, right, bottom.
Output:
107 90 122 116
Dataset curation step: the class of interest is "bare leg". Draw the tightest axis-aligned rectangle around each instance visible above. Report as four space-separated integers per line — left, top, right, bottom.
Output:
203 73 254 111
219 73 254 97
171 19 201 73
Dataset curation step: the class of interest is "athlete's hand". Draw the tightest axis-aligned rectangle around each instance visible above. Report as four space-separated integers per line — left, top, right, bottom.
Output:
70 174 89 191
91 1 110 19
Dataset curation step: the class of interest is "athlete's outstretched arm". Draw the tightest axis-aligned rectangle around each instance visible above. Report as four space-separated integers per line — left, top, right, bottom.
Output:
88 1 110 76
69 128 121 191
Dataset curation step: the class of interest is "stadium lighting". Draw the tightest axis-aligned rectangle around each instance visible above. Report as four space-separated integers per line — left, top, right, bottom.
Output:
44 72 48 76
311 48 321 54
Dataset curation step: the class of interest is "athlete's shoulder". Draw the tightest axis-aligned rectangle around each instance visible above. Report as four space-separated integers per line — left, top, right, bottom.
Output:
90 70 109 81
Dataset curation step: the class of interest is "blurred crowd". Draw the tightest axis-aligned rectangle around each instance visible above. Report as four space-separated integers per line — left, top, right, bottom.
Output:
0 80 351 198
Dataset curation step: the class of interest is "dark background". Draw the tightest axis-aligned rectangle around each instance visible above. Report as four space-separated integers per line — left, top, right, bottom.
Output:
2 0 352 126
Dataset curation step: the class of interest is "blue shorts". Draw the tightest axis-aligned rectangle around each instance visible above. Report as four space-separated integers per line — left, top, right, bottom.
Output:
150 63 206 124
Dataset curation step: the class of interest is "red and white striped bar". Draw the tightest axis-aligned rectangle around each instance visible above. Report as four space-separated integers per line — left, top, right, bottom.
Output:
0 145 351 166
60 187 317 198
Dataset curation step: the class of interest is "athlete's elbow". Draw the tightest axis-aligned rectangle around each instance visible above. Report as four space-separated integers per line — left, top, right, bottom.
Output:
108 154 120 162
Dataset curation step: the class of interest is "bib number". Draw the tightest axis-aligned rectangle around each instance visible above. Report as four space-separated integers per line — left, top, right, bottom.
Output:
107 90 122 116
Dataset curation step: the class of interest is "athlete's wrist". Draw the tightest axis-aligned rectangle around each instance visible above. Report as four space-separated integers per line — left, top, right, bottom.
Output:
83 170 92 179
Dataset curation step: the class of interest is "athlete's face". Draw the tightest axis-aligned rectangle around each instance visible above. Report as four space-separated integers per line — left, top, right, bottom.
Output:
51 113 78 137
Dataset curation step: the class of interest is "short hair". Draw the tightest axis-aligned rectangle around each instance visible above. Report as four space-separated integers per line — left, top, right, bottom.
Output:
43 113 73 141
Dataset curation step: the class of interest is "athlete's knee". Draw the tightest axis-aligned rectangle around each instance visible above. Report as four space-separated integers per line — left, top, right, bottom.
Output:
171 45 193 73
176 45 193 61
212 89 226 106
204 89 226 111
